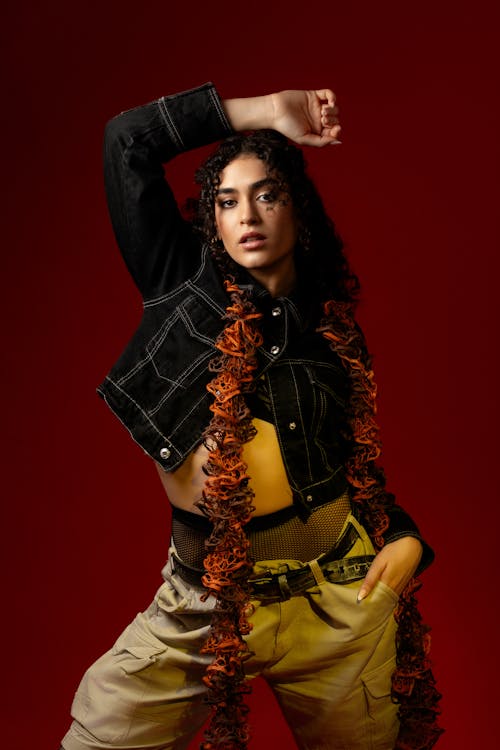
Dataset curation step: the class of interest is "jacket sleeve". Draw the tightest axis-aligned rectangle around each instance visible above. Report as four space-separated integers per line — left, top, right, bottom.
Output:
383 504 435 575
103 82 233 300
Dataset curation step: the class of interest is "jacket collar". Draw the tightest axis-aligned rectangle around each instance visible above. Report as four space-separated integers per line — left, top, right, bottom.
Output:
234 264 319 333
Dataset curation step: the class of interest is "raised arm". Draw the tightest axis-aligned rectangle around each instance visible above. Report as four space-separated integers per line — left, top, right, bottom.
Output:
103 83 233 300
224 89 341 146
103 84 341 300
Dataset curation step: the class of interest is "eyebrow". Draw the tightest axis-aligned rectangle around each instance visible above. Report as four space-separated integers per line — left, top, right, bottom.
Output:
216 177 278 196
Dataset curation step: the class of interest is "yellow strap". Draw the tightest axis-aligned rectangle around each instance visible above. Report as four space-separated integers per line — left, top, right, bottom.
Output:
308 558 327 585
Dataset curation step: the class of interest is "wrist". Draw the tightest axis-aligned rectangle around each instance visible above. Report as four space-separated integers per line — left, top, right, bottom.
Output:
222 94 274 132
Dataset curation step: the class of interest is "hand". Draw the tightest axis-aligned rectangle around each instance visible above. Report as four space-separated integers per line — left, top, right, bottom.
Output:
270 89 341 147
357 536 423 602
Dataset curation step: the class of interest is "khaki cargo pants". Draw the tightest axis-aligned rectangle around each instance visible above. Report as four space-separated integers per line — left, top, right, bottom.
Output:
61 514 399 750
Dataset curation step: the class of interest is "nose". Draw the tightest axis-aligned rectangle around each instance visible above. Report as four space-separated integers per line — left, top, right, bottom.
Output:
239 199 259 225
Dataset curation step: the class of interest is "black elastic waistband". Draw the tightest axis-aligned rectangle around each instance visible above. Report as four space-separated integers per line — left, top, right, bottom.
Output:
171 491 350 535
171 503 301 534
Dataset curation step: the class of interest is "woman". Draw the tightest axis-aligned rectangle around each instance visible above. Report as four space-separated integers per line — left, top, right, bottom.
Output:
61 83 442 750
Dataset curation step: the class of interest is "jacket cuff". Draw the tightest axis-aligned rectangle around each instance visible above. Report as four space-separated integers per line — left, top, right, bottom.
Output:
158 82 233 153
383 505 435 575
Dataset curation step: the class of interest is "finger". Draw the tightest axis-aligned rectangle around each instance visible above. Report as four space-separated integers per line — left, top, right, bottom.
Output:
297 132 341 147
315 88 336 107
357 559 386 602
321 104 340 118
321 112 340 128
322 124 342 141
321 116 340 128
295 133 329 147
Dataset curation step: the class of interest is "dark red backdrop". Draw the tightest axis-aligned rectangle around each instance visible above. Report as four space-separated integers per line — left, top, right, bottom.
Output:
2 1 499 747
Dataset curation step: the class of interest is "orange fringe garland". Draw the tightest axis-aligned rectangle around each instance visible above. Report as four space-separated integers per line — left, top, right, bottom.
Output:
198 286 443 749
197 280 263 750
319 299 443 749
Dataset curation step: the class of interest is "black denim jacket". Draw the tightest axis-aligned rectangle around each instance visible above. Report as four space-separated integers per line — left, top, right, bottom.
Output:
98 83 432 563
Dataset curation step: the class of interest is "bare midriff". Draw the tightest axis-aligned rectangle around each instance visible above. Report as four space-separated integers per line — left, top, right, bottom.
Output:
156 418 293 516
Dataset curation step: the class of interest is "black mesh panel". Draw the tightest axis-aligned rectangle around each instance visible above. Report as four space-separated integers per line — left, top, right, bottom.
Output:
172 492 351 567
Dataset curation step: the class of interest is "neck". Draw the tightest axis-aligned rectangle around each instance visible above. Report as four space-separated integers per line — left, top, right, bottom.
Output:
247 263 297 298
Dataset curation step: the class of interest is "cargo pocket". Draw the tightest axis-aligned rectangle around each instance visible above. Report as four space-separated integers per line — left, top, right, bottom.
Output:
361 657 399 747
111 620 168 675
69 627 168 744
113 641 166 675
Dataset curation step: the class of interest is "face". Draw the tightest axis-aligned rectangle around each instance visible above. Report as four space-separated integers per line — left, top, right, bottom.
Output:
214 154 299 296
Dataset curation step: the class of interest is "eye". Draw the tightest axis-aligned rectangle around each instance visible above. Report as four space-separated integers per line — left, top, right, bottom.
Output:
257 191 277 203
217 198 237 209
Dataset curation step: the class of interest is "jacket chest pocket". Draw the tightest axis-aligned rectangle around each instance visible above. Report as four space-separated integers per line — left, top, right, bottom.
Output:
305 364 348 452
145 297 221 387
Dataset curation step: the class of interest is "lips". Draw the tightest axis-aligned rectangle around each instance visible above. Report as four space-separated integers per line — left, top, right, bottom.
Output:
239 232 267 251
239 232 266 244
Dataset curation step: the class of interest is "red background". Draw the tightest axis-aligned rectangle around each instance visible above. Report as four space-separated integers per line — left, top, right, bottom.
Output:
2 1 499 747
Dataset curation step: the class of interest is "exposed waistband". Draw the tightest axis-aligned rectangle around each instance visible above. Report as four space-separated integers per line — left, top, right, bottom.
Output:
170 521 374 603
171 490 351 534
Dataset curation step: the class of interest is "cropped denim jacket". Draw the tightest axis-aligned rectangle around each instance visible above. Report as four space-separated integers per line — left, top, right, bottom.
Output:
97 83 432 560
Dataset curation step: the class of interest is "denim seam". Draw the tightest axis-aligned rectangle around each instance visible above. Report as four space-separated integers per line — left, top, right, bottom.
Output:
187 277 226 316
100 378 171 443
298 466 344 493
148 349 211 395
116 348 162 386
143 277 193 307
148 354 213 417
117 331 211 396
267 363 312 490
115 311 183 386
147 310 184 360
157 97 184 150
161 390 209 435
287 298 303 329
178 305 217 347
143 247 225 312
290 364 313 483
208 86 232 133
311 379 335 474
309 377 346 408
265 370 300 494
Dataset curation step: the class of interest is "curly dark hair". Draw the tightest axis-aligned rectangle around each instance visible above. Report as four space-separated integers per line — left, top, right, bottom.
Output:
187 129 360 304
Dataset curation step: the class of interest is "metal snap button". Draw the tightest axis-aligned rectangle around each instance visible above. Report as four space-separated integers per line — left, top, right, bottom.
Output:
288 421 297 430
270 345 280 355
306 495 313 503
160 447 171 460
271 307 281 317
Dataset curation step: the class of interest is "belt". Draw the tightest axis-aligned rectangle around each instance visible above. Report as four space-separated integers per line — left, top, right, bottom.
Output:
171 522 374 603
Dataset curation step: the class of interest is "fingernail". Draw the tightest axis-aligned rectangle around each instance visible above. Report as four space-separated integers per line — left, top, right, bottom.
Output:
329 139 342 145
357 588 367 603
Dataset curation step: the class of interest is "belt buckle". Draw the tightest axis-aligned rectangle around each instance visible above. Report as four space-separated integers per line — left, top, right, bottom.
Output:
248 568 274 587
249 571 278 603
249 564 293 602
